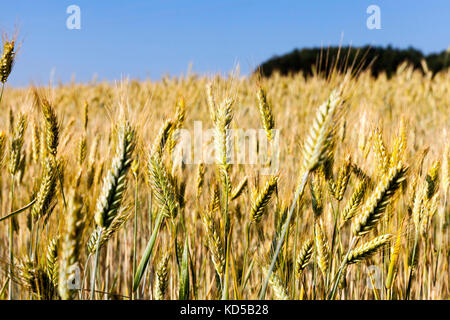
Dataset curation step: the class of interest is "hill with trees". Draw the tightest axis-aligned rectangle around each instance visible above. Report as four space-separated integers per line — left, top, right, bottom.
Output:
257 45 450 77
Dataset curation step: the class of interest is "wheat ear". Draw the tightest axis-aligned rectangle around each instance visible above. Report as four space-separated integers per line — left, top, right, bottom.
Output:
257 85 275 141
196 163 206 200
295 238 314 275
45 237 59 285
346 234 391 264
9 114 26 176
201 211 225 277
231 176 248 200
147 155 179 219
264 267 290 300
154 253 170 300
372 127 389 174
352 163 408 236
315 221 330 278
335 155 352 201
341 178 368 226
250 176 278 223
31 157 57 220
94 121 135 228
0 38 15 84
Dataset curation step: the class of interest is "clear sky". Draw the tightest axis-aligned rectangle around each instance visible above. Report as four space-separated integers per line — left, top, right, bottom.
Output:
1 0 449 86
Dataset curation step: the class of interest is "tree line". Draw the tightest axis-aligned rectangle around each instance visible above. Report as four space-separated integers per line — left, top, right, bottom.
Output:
257 45 450 77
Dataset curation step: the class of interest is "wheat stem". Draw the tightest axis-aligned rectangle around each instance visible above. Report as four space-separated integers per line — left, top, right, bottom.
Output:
90 228 103 299
0 83 4 104
259 171 309 299
133 210 165 292
405 231 419 300
132 173 139 300
327 236 358 300
8 174 15 299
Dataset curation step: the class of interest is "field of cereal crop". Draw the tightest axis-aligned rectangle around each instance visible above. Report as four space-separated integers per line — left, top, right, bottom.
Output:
0 29 448 301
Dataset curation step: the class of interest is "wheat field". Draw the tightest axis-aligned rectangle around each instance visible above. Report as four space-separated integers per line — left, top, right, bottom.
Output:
0 38 449 300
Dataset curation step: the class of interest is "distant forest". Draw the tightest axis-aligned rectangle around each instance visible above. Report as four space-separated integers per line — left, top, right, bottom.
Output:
257 46 450 77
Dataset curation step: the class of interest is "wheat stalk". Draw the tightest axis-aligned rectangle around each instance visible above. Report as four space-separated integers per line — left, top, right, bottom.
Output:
261 89 344 299
90 121 135 298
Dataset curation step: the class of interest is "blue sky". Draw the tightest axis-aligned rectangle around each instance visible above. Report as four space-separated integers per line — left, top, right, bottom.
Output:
1 0 449 86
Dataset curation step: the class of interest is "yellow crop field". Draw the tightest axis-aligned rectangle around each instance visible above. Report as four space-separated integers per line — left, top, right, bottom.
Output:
0 37 448 300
